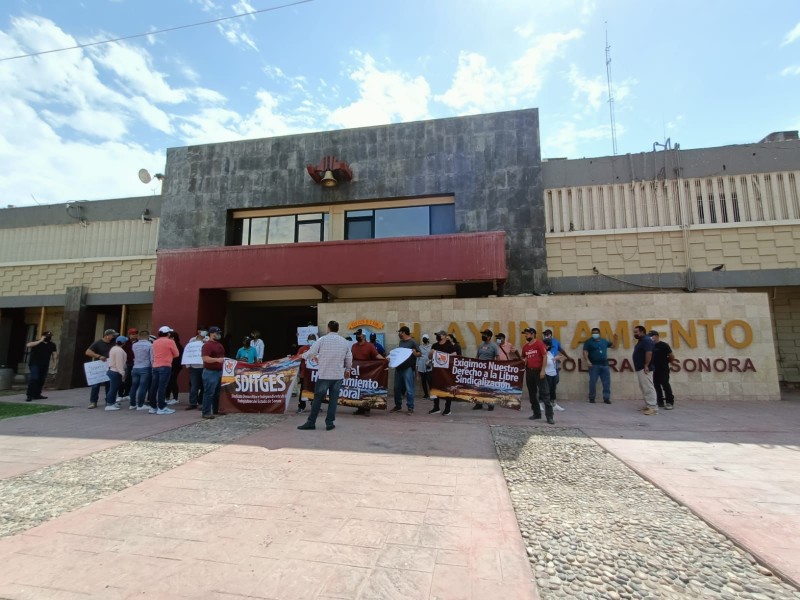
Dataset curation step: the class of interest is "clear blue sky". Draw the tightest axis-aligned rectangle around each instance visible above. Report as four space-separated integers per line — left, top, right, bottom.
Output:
2 0 799 206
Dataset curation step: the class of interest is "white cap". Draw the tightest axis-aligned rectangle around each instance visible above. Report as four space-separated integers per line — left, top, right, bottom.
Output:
158 325 172 334
422 333 430 341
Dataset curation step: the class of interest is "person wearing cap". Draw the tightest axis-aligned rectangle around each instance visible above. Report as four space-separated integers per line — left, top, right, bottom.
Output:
250 329 265 362
350 329 387 416
369 332 387 357
633 325 658 415
473 328 500 411
428 330 457 415
85 328 118 409
104 336 129 411
117 327 138 403
543 329 569 412
202 326 226 419
183 326 208 410
236 336 258 364
297 320 353 431
522 327 554 423
390 326 421 415
649 330 675 410
25 330 57 402
582 327 618 404
130 329 153 410
148 326 179 415
417 334 433 400
495 333 519 361
295 333 317 413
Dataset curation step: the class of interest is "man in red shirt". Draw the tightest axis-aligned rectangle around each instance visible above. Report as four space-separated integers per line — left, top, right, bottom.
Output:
201 326 226 419
296 333 316 413
349 329 388 416
522 327 554 424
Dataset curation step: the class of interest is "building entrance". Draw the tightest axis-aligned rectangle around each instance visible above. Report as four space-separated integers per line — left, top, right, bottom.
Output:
225 302 317 360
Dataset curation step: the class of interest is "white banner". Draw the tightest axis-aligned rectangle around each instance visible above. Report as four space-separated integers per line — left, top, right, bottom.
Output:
84 361 110 386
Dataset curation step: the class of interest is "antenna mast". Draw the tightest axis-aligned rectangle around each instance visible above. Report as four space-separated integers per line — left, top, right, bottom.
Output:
605 22 618 155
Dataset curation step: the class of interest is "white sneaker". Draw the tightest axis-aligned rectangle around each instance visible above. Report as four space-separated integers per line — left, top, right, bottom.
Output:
121 396 130 401
539 403 545 412
137 406 150 411
156 407 175 415
148 408 157 414
128 405 137 410
166 399 179 406
554 403 565 412
104 405 120 411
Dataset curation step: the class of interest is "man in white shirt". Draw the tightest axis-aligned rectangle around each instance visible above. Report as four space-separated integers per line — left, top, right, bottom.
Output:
250 329 264 362
183 326 207 410
297 321 353 432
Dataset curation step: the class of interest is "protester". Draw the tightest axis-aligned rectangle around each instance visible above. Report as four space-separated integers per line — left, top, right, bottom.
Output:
522 327 553 423
104 336 128 411
544 338 565 413
495 333 518 360
130 329 153 410
250 329 264 362
582 327 618 404
448 333 463 356
369 333 387 357
201 326 226 419
633 325 658 415
428 330 457 415
117 327 137 403
297 321 353 431
149 326 178 415
390 326 420 415
473 328 500 411
25 330 57 402
650 330 675 410
543 329 569 412
85 329 117 409
417 334 433 400
166 331 183 405
295 333 316 413
183 326 207 410
350 329 387 416
236 336 258 364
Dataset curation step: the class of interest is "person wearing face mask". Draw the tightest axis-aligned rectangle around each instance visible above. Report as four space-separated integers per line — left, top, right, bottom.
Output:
542 329 569 412
633 325 658 415
428 330 458 415
25 330 57 402
582 327 618 404
350 329 387 416
201 326 227 419
183 326 208 410
473 329 500 411
522 328 554 423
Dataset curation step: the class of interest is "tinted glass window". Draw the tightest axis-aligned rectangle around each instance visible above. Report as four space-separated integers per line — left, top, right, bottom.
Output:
346 219 373 240
430 204 456 234
374 206 429 239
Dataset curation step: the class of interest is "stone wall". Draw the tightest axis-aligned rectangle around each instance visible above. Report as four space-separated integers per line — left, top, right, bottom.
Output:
769 287 800 382
317 292 780 402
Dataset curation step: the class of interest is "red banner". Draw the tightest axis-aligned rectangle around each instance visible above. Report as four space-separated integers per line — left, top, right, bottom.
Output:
302 359 389 409
430 352 524 410
219 356 301 413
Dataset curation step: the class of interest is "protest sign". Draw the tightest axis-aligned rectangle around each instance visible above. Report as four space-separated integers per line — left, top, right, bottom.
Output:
219 356 301 413
83 361 110 386
302 359 388 409
430 352 524 409
297 326 319 345
181 340 203 366
387 347 413 368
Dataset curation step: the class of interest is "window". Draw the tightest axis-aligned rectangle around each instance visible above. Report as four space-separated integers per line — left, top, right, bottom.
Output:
344 204 455 240
234 213 328 245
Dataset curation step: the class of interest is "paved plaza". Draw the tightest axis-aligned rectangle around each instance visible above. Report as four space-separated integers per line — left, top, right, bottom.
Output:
0 387 798 599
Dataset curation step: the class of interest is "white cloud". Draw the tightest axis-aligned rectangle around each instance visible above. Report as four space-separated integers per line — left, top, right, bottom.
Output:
567 65 634 112
781 22 800 46
515 23 535 39
233 0 257 17
216 21 258 51
544 121 625 158
328 54 431 128
191 0 218 11
436 29 583 114
781 65 800 76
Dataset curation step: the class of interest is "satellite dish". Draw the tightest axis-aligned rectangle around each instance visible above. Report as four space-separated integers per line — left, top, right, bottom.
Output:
138 168 152 184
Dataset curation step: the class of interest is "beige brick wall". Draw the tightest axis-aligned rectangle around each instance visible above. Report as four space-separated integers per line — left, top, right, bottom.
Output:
0 258 156 296
767 287 800 383
547 224 800 277
319 292 781 402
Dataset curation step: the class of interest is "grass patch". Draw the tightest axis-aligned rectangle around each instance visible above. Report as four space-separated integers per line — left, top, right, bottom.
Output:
0 402 67 420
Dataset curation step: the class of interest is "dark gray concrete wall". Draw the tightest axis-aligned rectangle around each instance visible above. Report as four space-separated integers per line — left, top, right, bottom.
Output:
543 140 800 189
0 196 162 229
160 109 547 294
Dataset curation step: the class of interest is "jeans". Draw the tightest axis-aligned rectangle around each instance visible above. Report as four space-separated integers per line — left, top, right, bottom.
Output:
588 365 611 401
26 363 47 399
89 380 110 405
306 378 342 427
418 370 432 398
168 365 182 400
149 366 172 410
106 370 122 405
394 367 415 410
546 374 558 403
526 366 552 419
653 368 674 405
118 364 133 399
130 367 151 407
636 369 658 408
202 369 222 416
189 367 204 407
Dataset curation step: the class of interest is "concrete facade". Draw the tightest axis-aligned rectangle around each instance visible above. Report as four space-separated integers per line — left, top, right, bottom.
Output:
160 110 547 294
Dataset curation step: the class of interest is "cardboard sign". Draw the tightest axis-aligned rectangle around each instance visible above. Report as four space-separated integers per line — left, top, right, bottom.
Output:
297 326 319 346
84 360 110 386
181 340 203 365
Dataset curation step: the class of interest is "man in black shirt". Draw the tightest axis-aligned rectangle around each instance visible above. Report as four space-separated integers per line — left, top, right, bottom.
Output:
649 330 675 410
25 331 57 402
428 330 457 416
85 329 117 409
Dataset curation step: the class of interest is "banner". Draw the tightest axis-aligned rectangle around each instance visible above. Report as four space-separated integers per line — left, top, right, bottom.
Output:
219 356 301 413
84 361 110 386
430 352 524 410
302 359 389 409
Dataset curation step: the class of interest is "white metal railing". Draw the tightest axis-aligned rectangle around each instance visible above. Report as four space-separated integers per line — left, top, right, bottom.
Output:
545 171 800 233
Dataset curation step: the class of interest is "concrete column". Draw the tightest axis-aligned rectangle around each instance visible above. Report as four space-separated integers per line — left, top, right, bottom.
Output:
56 286 93 389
